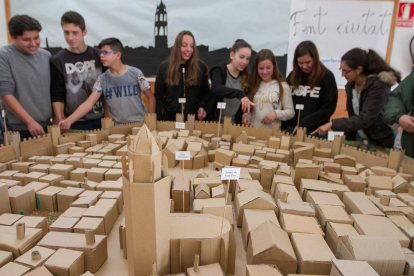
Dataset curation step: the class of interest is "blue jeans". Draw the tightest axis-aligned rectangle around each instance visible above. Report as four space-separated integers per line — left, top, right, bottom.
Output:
71 118 102 131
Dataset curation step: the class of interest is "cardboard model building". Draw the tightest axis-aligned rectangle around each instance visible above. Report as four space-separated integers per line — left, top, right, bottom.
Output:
122 124 171 276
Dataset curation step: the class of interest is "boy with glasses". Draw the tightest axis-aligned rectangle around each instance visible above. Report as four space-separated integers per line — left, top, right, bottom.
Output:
58 38 155 129
51 11 105 130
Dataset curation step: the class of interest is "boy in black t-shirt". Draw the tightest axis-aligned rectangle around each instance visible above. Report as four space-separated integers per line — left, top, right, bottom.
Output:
51 11 105 130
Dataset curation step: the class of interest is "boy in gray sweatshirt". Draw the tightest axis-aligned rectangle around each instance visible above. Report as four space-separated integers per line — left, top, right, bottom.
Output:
0 15 52 140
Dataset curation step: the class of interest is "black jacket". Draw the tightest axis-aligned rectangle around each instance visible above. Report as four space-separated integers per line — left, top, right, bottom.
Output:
332 74 395 148
154 60 210 121
210 63 246 124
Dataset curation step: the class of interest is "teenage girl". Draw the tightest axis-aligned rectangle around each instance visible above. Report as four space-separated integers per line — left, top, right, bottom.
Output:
312 48 401 148
284 41 338 137
242 49 294 128
154 30 210 121
210 39 256 124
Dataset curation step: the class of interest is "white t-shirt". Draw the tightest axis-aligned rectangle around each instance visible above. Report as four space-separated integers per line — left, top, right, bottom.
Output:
249 80 295 128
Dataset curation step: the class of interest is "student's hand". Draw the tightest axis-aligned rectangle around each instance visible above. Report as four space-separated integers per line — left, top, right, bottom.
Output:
311 122 332 136
27 121 45 137
242 115 250 126
241 97 256 114
399 115 414 133
261 111 277 124
197 108 206 121
292 126 298 134
58 119 72 131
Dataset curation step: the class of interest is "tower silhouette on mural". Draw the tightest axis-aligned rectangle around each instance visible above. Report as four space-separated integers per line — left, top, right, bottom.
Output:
155 1 167 48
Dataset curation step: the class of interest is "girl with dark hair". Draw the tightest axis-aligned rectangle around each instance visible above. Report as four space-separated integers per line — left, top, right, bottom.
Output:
312 48 401 148
284 41 338 137
210 39 256 124
242 49 294 128
154 30 210 121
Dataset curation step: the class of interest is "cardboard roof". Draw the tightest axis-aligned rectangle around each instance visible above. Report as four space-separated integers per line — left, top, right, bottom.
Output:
246 264 282 276
15 246 55 268
280 213 324 236
36 186 64 196
13 216 46 228
50 217 79 230
237 188 276 208
277 184 303 202
38 231 106 249
306 191 344 207
25 181 50 192
343 192 385 216
277 199 316 217
331 259 380 276
0 214 23 226
23 266 53 276
61 207 88 218
291 233 335 262
58 187 85 196
44 248 84 268
0 262 30 275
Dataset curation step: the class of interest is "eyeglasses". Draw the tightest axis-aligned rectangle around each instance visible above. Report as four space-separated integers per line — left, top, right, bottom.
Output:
339 68 354 76
98 50 118 56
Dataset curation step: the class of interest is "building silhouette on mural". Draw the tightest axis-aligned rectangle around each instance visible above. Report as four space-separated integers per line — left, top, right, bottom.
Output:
45 0 286 77
155 1 168 49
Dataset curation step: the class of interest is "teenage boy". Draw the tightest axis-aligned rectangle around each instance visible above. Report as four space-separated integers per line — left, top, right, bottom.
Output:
0 15 52 140
59 38 155 129
51 11 104 130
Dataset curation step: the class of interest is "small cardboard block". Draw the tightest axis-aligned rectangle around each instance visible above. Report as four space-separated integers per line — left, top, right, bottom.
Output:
65 157 84 169
293 146 314 167
13 216 48 237
387 215 414 228
342 192 385 216
193 177 222 189
279 213 324 237
374 189 396 198
265 153 285 163
397 193 414 204
194 182 211 199
61 207 88 219
87 168 108 183
0 249 13 268
315 204 352 229
275 184 303 202
351 213 410 247
12 162 35 173
97 160 116 169
270 175 294 196
305 191 344 209
0 170 20 180
294 163 320 189
233 143 255 157
57 187 85 212
369 197 404 216
70 197 98 208
14 246 55 269
36 186 65 212
211 185 225 198
200 205 234 229
172 176 191 213
235 180 263 199
82 206 114 235
231 158 249 167
12 173 28 183
49 164 74 180
193 198 225 213
341 166 357 178
95 198 118 227
314 148 331 158
268 137 281 149
336 235 405 276
186 263 225 276
242 209 279 250
280 136 290 150
24 172 47 185
38 232 107 273
325 222 359 255
333 154 356 167
367 175 393 193
328 183 351 201
215 149 236 166
81 180 99 191
99 191 123 215
0 183 11 215
8 186 36 215
82 159 102 169
291 233 335 275
246 264 282 276
73 217 105 235
44 248 84 276
392 174 409 194
0 213 23 226
49 217 79 233
39 174 64 187
235 188 277 227
319 172 344 184
96 181 122 192
330 259 380 276
0 262 30 275
299 179 332 200
104 169 122 181
343 175 366 192
0 225 43 258
371 166 397 177
246 221 297 276
277 199 316 217
70 168 89 182
25 181 49 193
260 167 274 190
58 180 82 189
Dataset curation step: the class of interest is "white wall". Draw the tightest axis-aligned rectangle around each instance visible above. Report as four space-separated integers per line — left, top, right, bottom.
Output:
0 0 8 46
389 0 414 80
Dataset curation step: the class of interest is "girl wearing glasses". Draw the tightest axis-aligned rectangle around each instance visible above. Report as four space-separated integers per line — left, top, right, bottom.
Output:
210 39 256 124
154 30 210 121
312 48 401 148
242 49 294 128
284 41 338 137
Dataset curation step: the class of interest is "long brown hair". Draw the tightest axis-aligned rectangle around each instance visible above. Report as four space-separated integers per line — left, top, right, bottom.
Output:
290 41 326 90
247 49 285 103
230 39 252 90
166 30 201 87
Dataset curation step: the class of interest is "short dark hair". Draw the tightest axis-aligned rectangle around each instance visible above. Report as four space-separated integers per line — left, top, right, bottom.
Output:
61 11 85 31
8 15 42 37
99 38 123 53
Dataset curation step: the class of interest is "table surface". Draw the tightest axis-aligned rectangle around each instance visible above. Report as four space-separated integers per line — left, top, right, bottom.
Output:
95 162 248 276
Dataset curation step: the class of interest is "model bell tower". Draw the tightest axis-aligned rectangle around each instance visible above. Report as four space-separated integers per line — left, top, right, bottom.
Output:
155 1 168 48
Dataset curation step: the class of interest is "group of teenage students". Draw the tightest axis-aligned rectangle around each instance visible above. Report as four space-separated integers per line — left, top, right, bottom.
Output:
1 11 411 156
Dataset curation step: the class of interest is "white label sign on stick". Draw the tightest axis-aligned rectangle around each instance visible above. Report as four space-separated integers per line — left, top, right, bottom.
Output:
221 168 241 180
179 98 186 103
175 122 185 129
217 102 226 109
327 131 344 141
175 151 191 160
296 104 304 110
